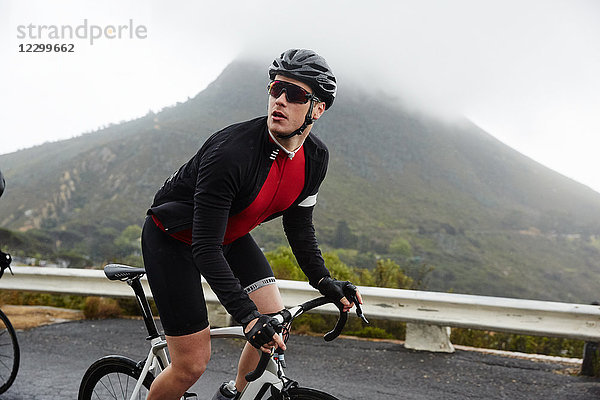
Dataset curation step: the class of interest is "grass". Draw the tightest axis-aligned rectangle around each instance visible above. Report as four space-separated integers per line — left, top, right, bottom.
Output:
0 290 158 320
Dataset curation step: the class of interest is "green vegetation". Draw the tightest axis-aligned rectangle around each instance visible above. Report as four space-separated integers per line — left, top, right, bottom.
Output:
266 247 585 358
266 247 419 290
0 290 87 310
83 296 123 319
451 328 584 359
0 289 159 320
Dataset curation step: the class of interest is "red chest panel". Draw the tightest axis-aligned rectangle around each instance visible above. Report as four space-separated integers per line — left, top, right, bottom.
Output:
223 146 305 244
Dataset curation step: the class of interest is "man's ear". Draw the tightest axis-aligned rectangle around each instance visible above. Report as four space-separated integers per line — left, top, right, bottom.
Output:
311 102 327 120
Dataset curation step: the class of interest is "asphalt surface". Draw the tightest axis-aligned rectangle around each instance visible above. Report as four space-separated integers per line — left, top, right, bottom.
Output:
1 318 599 399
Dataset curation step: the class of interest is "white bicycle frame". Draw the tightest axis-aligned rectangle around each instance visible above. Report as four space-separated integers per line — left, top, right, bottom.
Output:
128 335 169 400
99 265 354 400
127 323 293 400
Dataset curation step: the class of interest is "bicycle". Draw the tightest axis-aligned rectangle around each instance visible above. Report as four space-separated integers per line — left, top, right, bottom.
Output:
0 250 20 394
78 264 368 400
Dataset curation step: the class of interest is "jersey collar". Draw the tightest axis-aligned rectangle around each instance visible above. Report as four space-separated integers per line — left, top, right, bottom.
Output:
267 129 305 160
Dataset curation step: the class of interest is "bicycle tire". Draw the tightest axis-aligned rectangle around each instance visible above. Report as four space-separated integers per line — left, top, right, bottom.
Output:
78 355 154 400
0 309 19 394
267 387 339 400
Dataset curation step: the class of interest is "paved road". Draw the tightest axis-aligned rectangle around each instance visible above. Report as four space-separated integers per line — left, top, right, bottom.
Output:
1 318 599 399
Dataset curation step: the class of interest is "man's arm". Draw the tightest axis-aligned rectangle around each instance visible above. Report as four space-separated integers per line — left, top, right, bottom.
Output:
283 204 363 310
190 144 258 325
282 205 330 287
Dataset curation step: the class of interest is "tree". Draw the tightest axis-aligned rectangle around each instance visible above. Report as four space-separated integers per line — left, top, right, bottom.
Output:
265 247 304 281
333 220 357 248
389 236 412 257
113 225 142 258
373 259 413 289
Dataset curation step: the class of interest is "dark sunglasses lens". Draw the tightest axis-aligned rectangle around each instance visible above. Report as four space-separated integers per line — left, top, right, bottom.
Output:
269 81 309 103
269 81 285 98
285 85 308 103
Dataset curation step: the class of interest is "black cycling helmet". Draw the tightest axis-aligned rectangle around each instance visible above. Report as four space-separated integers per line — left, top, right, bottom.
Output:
269 49 337 110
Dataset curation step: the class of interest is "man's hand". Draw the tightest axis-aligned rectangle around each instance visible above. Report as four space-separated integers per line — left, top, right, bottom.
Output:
244 314 287 354
317 276 363 312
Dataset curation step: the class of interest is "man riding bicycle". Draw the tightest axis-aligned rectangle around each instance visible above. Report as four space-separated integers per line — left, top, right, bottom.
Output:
141 49 362 400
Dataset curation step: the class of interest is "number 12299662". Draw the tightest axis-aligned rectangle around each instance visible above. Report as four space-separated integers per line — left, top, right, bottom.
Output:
18 43 75 53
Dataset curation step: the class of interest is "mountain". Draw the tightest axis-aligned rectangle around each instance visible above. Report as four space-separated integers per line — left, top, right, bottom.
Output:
1 60 600 303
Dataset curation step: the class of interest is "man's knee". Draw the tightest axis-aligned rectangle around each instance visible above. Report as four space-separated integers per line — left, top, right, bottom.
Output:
166 328 211 385
171 353 210 385
248 283 283 314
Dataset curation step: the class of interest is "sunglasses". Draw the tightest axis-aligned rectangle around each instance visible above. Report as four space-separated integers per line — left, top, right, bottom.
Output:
267 80 320 104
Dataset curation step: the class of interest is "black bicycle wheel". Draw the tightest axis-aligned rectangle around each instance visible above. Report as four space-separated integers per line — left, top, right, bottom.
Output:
267 386 339 400
78 355 154 400
0 309 19 394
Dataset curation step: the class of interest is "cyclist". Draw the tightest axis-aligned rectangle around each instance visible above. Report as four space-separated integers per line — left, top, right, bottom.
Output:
141 49 363 400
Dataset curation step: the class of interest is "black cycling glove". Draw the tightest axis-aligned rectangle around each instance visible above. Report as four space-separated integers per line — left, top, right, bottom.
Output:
243 314 283 350
317 276 358 304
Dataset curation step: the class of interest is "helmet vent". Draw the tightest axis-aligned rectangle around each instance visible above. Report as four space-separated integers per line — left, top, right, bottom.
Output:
297 53 315 62
281 60 301 70
309 63 328 72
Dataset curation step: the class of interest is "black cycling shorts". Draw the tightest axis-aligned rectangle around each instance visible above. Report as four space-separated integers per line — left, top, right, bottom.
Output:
141 216 275 336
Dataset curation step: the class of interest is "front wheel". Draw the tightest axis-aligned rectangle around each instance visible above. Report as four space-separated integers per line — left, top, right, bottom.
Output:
0 309 19 394
268 387 339 400
78 355 154 400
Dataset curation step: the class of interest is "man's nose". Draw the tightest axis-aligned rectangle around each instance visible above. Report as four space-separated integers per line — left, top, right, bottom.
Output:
274 89 288 104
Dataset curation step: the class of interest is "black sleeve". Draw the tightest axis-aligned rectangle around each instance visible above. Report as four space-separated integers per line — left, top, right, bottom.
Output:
190 143 258 324
282 205 330 288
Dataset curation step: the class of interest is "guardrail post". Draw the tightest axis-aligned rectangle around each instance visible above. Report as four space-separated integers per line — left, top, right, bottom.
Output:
207 303 232 328
404 322 455 353
581 341 599 377
580 301 600 376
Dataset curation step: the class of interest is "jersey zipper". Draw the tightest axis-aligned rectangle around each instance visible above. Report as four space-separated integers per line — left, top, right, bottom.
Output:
252 153 288 228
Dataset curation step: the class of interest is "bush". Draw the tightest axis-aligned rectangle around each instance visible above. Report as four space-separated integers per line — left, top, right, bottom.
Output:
450 328 585 358
0 290 86 309
373 258 413 289
83 296 123 319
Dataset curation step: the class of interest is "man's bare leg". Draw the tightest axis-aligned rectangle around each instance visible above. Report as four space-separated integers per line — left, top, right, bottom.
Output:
147 327 211 400
235 284 284 391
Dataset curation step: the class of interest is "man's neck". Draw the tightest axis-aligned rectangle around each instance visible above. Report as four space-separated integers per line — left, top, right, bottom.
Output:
270 129 310 152
268 130 308 159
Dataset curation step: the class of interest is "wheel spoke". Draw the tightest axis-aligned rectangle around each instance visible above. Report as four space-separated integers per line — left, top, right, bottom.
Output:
98 374 119 399
80 358 152 400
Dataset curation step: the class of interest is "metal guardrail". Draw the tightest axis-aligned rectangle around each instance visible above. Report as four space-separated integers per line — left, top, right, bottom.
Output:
1 266 599 351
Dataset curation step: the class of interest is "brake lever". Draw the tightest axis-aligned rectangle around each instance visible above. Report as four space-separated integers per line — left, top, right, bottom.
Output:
350 294 369 324
355 302 369 324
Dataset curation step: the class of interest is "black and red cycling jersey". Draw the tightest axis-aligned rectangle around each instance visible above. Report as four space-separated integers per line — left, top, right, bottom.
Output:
148 116 330 323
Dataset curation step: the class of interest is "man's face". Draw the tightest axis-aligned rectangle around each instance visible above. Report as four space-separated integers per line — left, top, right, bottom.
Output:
267 75 318 137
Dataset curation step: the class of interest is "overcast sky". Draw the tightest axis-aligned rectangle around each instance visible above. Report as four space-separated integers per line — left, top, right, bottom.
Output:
2 0 599 193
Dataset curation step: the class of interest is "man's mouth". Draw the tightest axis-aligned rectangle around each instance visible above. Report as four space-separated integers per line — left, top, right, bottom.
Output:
272 110 287 120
